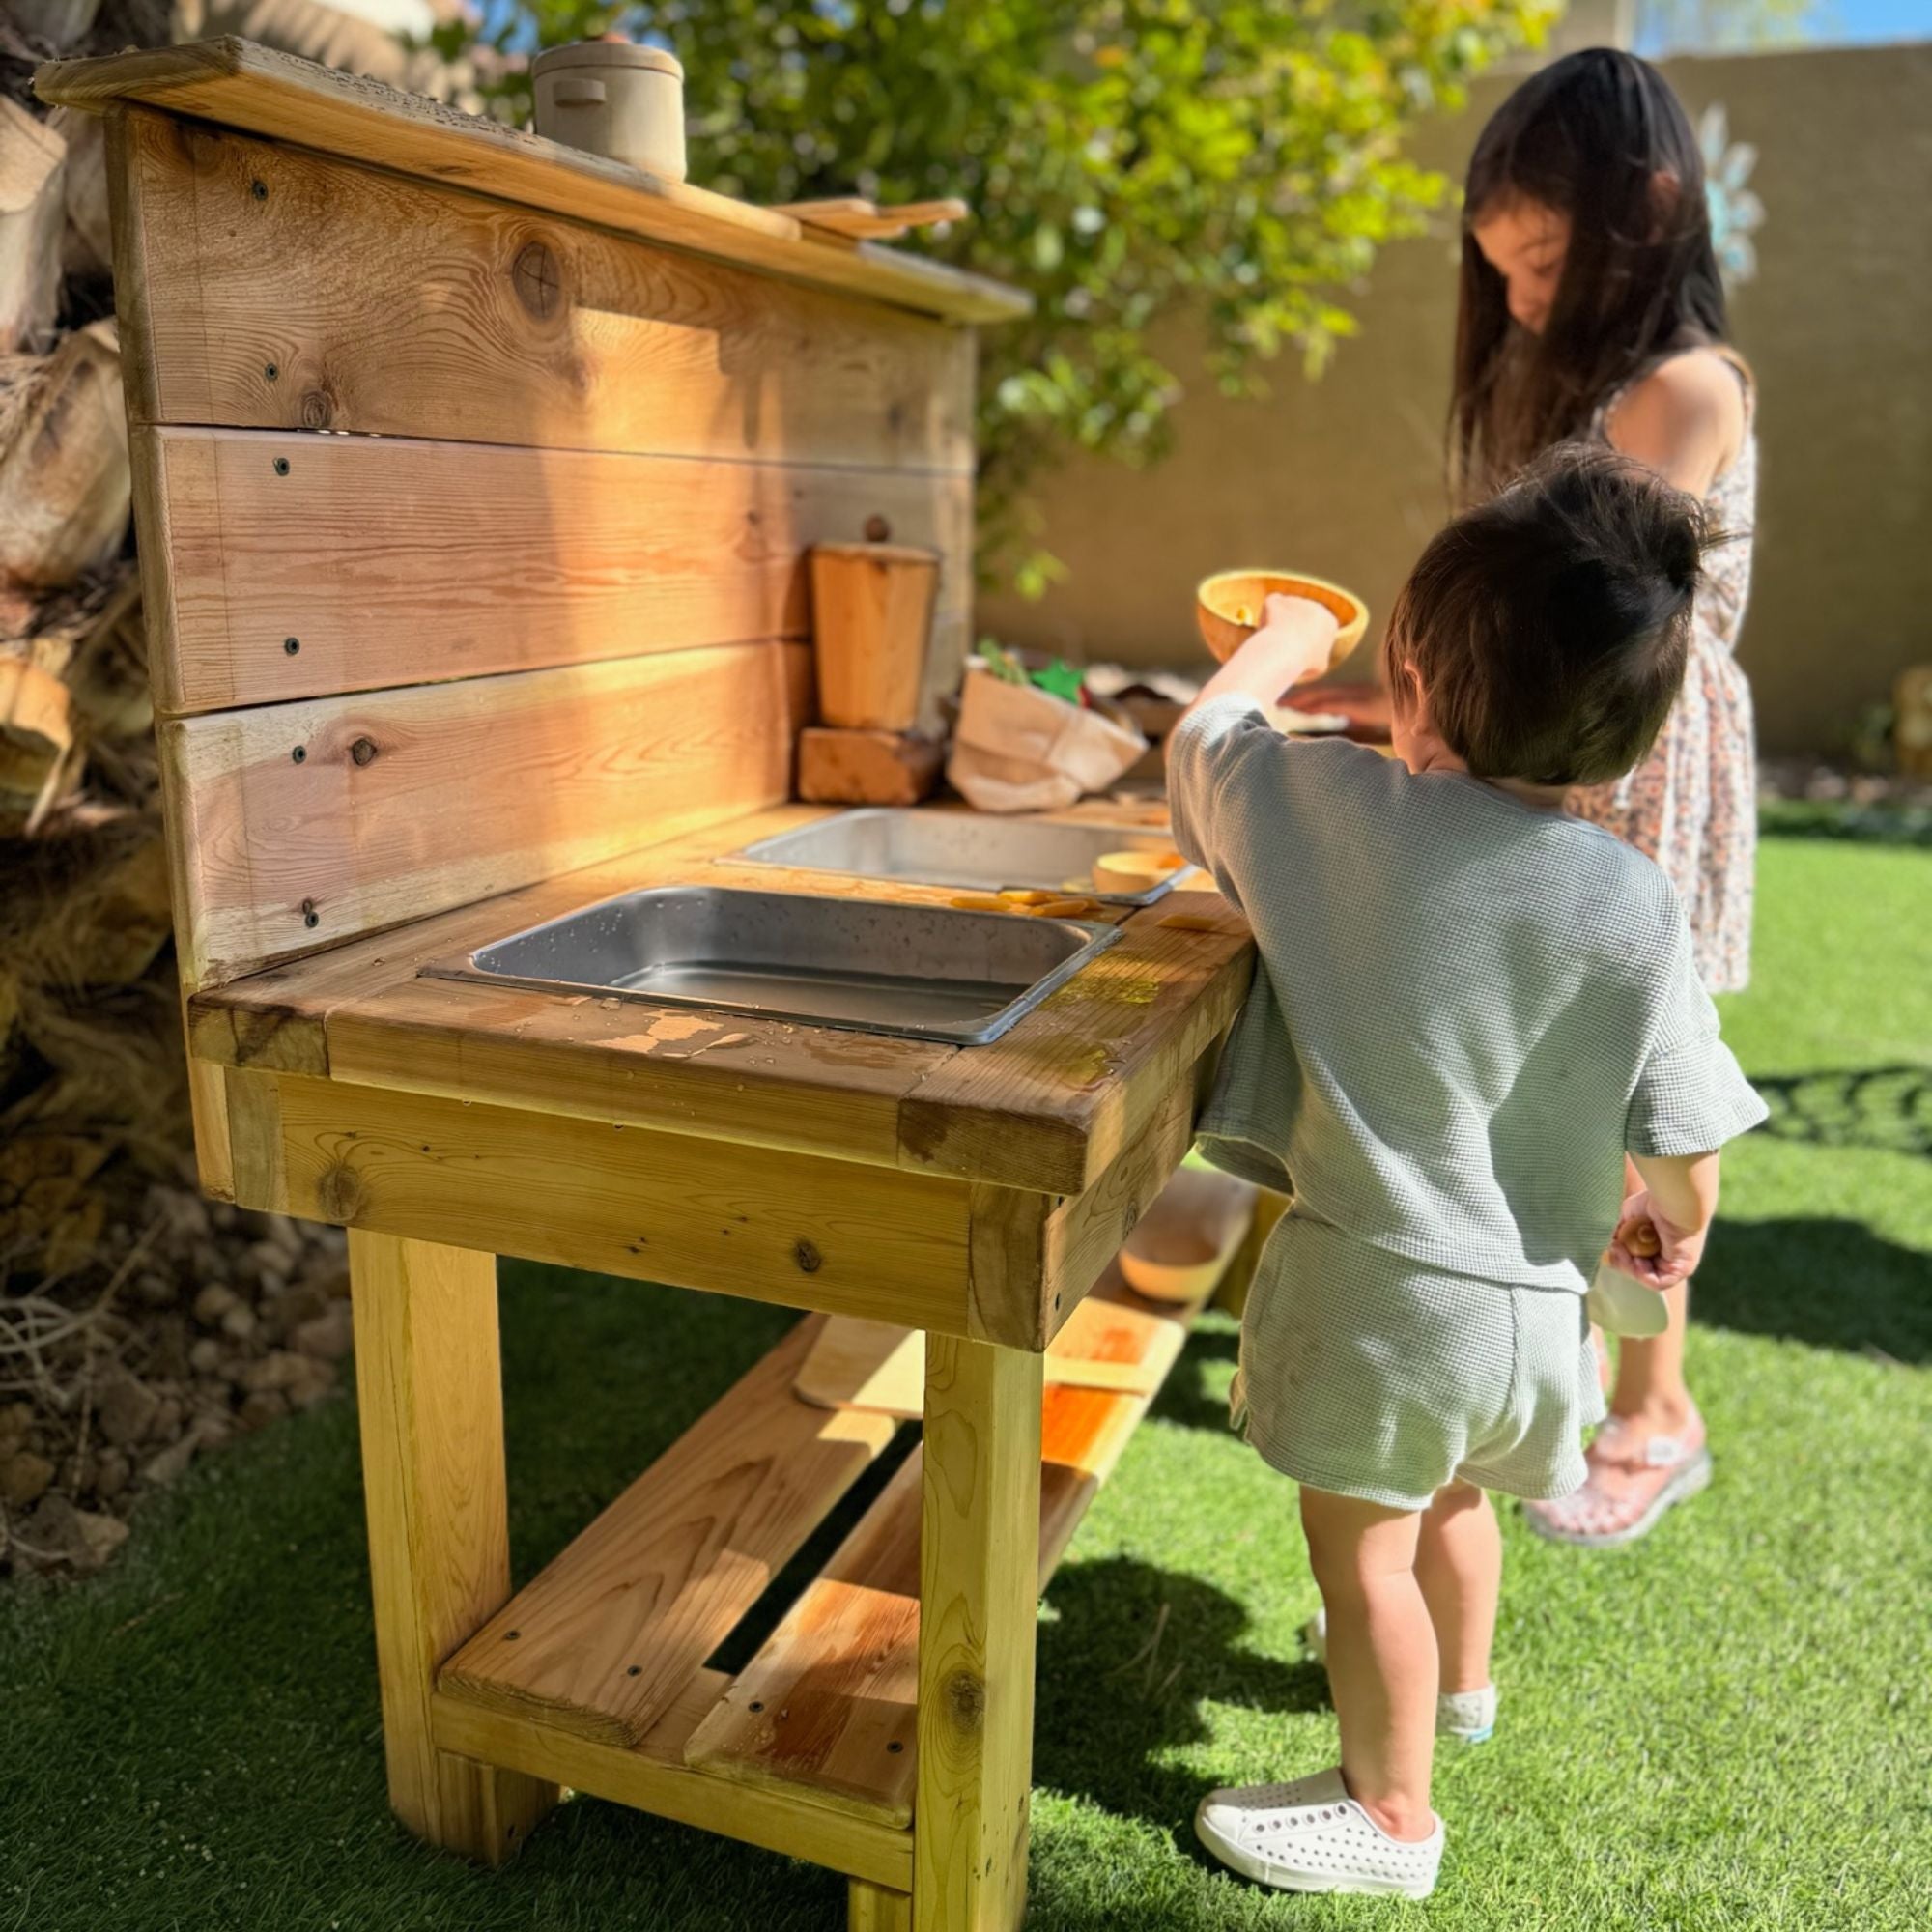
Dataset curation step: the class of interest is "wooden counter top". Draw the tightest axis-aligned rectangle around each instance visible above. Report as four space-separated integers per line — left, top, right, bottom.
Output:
35 39 1030 327
188 802 1256 1199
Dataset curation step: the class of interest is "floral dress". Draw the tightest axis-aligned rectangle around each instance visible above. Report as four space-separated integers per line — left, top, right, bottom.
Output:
1571 351 1758 993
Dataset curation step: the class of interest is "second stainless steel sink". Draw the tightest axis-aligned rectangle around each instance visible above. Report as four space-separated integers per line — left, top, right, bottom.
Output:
424 885 1122 1045
727 808 1191 904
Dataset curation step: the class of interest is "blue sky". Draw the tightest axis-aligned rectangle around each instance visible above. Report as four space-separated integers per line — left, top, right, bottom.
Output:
1830 0 1932 37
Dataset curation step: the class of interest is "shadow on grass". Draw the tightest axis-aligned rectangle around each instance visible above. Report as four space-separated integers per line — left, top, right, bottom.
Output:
1695 1212 1932 1364
1753 1065 1931 1160
1758 799 1932 848
1035 1553 1326 1849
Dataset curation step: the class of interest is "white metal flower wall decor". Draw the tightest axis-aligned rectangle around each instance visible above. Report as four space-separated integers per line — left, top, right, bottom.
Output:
1699 102 1765 287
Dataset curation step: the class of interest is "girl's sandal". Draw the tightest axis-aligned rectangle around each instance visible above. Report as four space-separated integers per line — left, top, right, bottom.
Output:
1523 1413 1711 1548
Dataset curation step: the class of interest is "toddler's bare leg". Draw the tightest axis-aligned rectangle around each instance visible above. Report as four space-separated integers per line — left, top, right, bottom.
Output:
1415 1481 1500 1694
1298 1487 1435 1841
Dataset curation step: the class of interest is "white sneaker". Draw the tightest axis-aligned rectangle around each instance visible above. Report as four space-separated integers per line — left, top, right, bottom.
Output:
1302 1608 1497 1741
1194 1766 1444 1898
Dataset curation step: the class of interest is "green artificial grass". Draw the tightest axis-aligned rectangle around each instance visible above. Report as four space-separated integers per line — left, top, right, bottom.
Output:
4 822 1929 1931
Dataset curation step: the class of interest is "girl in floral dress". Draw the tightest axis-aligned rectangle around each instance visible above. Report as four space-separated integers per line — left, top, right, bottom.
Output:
1449 48 1758 1545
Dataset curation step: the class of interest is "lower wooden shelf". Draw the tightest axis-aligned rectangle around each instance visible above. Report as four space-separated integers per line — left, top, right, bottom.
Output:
434 1262 1204 1862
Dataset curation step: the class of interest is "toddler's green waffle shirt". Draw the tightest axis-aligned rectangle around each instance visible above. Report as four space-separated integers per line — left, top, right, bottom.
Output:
1168 698 1767 1293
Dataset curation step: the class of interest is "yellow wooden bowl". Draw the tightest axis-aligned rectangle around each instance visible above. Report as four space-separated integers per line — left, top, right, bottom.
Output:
1196 570 1369 668
1092 849 1186 894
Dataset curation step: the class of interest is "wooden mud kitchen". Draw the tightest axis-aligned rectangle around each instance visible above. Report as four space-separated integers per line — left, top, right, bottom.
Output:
37 40 1261 1930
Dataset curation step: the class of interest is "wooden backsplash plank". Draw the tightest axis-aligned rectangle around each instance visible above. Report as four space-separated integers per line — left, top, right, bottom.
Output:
140 426 973 716
161 639 810 985
110 107 976 469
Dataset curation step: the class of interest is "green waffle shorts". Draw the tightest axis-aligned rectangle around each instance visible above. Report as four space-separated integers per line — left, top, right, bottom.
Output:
1233 1212 1607 1513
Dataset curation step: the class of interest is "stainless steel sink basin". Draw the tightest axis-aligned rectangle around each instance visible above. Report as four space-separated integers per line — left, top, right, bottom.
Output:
727 809 1192 904
424 886 1122 1045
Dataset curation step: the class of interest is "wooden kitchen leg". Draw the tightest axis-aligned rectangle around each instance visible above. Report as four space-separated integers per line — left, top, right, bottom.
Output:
914 1335 1045 1932
349 1229 557 1863
848 1878 914 1931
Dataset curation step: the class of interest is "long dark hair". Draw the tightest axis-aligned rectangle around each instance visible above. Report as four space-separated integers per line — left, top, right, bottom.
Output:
1451 49 1730 500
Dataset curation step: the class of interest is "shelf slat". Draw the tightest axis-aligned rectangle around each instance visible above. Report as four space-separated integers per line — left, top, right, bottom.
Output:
682 1265 1203 1823
439 1317 897 1748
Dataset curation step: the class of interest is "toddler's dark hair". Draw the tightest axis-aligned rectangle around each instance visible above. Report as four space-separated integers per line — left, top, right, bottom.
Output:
1382 445 1709 787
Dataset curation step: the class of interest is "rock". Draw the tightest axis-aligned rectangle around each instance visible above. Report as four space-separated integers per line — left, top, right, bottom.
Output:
258 1268 288 1300
73 1508 129 1570
270 1281 330 1338
145 1182 211 1242
219 1302 258 1344
141 1415 216 1487
287 1359 337 1410
236 1389 288 1433
316 1261 352 1300
293 1301 354 1362
211 1203 237 1232
148 1316 192 1381
0 1449 55 1509
237 1350 305 1395
188 1337 222 1375
192 1282 239 1326
14 1494 84 1565
149 1396 182 1443
190 1240 228 1282
133 1271 179 1309
0 1403 31 1449
94 1448 130 1500
97 1374 160 1447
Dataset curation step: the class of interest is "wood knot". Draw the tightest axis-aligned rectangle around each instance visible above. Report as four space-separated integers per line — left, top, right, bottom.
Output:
350 736 378 767
512 240 563 320
315 1162 363 1224
298 388 335 430
864 514 893 543
944 1670 986 1734
793 1238 822 1274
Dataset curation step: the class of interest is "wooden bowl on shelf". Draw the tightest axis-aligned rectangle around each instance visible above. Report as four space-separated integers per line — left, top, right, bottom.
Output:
1196 570 1369 668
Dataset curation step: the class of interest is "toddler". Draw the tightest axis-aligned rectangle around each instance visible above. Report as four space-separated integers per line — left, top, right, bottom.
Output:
1167 446 1766 1898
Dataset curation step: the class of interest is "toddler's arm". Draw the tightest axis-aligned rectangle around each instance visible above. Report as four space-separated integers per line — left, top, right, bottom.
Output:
1169 593 1339 759
1607 1149 1721 1290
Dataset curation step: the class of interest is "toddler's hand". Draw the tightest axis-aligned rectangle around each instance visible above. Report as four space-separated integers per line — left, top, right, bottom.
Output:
1604 1188 1706 1290
1260 593 1341 673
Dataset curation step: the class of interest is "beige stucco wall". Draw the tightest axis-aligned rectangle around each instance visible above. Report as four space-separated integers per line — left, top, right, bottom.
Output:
982 43 1932 756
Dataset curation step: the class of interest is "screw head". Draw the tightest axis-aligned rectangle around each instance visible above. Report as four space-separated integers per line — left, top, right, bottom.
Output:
505 1630 522 1641
887 1740 904 1754
250 179 268 201
749 1700 764 1713
291 745 306 763
273 457 290 476
303 910 320 929
283 637 300 655
264 362 279 382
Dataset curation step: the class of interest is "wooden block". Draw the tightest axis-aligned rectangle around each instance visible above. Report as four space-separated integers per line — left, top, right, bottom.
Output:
778 197 968 242
42 42 1028 325
348 1230 558 1861
104 106 977 467
159 639 810 985
798 727 944 808
138 426 974 716
235 1069 982 1337
915 1337 1041 1931
440 1317 896 1748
